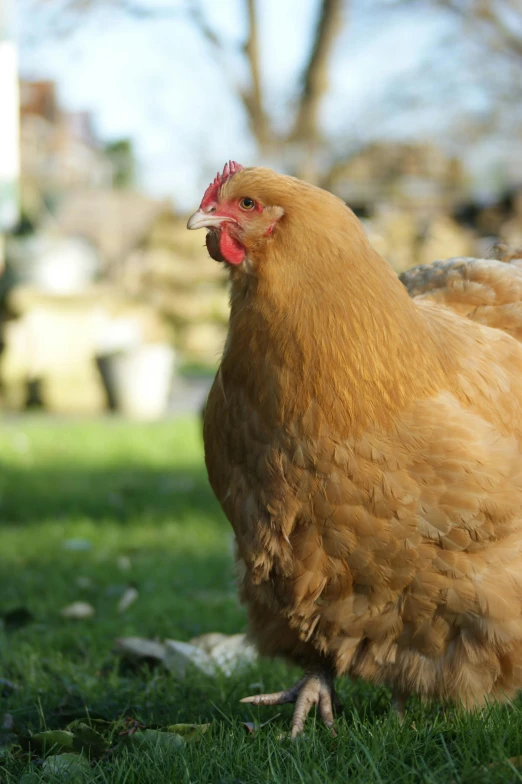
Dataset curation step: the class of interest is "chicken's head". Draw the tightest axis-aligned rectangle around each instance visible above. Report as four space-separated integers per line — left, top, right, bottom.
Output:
187 161 284 267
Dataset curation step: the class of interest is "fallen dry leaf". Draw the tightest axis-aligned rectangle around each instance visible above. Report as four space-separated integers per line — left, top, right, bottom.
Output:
26 729 75 753
60 602 95 620
202 633 258 676
121 728 184 753
114 636 166 663
117 587 139 613
189 633 258 676
189 633 229 654
113 632 258 678
42 752 91 778
70 722 109 755
164 639 217 677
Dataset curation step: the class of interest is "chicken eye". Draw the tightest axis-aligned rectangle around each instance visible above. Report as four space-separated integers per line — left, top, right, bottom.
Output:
239 197 256 211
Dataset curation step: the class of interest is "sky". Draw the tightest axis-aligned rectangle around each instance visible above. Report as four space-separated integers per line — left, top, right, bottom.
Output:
15 0 522 208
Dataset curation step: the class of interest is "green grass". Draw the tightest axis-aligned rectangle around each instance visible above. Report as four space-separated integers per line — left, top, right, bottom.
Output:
1 416 522 783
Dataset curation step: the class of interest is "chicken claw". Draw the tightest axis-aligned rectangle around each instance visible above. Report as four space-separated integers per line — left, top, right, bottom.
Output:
240 670 340 738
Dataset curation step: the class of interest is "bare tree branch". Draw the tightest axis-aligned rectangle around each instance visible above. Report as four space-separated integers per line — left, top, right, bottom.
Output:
290 0 345 142
241 0 272 148
27 0 344 162
185 0 273 149
436 0 522 59
479 0 522 58
186 0 221 47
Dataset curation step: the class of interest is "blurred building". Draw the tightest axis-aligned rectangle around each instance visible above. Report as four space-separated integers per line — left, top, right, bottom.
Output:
19 80 112 221
3 79 227 416
323 142 522 272
327 142 465 217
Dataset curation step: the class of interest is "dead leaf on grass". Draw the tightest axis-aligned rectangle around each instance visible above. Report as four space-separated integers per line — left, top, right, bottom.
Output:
70 722 109 756
60 602 95 620
66 717 116 734
198 633 257 676
117 586 139 613
114 636 166 664
114 632 258 678
189 633 229 654
121 728 185 752
21 722 109 762
26 729 75 754
164 639 217 677
42 752 91 780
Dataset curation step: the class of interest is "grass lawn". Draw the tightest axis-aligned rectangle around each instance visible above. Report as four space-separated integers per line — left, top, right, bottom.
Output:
1 416 522 783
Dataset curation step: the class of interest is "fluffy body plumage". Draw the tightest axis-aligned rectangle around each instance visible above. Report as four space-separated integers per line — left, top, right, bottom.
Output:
400 256 522 343
190 166 522 727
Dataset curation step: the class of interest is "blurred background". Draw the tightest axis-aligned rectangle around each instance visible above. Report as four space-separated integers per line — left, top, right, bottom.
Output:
1 0 522 418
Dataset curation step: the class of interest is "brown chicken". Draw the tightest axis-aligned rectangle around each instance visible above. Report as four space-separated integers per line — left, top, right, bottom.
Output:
187 163 522 737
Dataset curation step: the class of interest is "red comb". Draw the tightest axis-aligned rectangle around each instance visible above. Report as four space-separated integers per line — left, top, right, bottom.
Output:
201 160 243 208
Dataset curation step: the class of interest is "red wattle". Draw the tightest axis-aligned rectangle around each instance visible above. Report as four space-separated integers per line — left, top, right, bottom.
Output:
219 229 245 265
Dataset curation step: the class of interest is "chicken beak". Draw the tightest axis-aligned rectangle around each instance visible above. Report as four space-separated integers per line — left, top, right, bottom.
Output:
187 209 232 231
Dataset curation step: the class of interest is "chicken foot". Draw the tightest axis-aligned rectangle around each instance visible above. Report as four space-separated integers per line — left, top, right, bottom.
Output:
240 670 341 738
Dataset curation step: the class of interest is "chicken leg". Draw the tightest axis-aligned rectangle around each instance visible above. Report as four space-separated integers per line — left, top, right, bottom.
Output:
240 669 341 738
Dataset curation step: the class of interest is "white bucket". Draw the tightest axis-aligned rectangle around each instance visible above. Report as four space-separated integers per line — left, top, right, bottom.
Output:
98 343 176 420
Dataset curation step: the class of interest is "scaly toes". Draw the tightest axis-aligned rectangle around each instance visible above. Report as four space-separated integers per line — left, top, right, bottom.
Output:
241 671 339 738
240 678 306 707
318 683 337 736
290 676 322 738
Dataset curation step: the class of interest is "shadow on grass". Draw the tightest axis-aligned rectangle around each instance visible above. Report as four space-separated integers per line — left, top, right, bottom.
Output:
0 462 220 527
0 459 246 731
0 419 280 757
0 455 236 639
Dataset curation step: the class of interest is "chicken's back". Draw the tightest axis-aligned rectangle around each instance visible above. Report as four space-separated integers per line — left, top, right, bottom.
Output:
400 257 522 342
